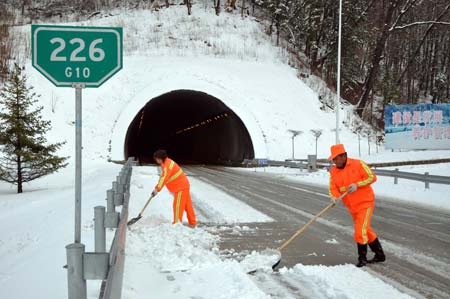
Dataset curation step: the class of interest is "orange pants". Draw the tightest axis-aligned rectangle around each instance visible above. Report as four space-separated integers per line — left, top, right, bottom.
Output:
173 189 197 225
351 206 377 244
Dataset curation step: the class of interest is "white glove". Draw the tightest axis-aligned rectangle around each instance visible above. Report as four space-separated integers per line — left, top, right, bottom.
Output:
151 189 158 197
348 183 357 194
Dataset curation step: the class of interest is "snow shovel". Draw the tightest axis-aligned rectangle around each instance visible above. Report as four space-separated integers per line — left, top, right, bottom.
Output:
127 193 155 226
247 191 349 274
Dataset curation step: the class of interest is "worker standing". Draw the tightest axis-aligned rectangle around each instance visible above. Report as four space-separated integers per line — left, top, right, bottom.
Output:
328 144 385 267
152 149 197 227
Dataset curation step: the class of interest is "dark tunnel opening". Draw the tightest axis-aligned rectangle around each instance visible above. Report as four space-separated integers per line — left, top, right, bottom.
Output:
124 90 255 164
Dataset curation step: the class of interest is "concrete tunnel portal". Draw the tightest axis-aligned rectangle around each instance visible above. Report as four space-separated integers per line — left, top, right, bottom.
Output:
124 90 255 164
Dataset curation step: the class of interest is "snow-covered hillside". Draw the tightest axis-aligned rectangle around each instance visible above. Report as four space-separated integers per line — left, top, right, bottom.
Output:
13 6 374 162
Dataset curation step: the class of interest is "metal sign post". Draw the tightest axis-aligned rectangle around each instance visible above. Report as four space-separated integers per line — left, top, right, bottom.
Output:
31 24 122 299
336 0 343 144
74 83 84 243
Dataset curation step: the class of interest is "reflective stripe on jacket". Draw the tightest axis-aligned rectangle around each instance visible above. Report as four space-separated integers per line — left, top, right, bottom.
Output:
155 158 189 192
329 158 377 213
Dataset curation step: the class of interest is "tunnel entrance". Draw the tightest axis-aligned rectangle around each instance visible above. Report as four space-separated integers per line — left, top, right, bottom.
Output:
125 90 255 164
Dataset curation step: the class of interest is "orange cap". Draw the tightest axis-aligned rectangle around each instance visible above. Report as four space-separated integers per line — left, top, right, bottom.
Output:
328 144 346 160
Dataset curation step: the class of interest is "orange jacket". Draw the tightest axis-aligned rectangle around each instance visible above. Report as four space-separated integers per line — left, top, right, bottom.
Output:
329 158 377 213
155 158 189 193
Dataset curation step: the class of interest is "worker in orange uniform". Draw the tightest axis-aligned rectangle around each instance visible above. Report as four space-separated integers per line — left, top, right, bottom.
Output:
151 149 197 227
328 144 385 267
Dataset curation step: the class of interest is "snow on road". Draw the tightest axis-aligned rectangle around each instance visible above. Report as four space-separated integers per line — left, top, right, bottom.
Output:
124 166 412 299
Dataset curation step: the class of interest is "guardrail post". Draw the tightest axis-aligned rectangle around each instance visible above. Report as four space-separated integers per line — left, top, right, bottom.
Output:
114 178 124 206
107 189 115 213
94 206 106 253
105 189 119 228
66 243 87 299
394 168 399 185
308 155 317 172
424 172 430 189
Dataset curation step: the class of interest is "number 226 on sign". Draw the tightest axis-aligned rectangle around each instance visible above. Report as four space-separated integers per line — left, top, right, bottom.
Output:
32 25 122 88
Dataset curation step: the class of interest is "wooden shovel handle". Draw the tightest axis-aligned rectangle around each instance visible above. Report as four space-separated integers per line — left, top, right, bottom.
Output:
138 194 155 216
277 191 348 252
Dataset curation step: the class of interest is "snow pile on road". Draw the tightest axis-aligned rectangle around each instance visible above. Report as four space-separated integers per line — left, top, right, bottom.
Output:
124 214 413 299
124 223 270 299
239 249 281 273
127 223 219 272
279 264 413 299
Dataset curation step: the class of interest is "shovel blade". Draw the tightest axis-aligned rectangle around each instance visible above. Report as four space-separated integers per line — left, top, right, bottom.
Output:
127 215 142 226
242 249 282 274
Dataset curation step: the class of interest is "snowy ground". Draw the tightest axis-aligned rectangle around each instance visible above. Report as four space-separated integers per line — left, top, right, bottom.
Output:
359 149 450 164
123 166 413 299
237 161 450 211
0 162 121 299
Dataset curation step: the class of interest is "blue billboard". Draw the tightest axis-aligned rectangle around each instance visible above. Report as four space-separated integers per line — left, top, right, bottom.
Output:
384 103 450 150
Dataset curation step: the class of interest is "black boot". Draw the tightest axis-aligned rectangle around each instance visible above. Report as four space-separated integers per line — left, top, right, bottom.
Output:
368 238 386 263
356 243 368 267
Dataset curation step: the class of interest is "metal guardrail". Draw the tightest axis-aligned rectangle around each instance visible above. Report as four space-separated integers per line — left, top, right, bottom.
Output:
66 157 135 299
98 157 135 299
373 168 450 189
245 158 450 189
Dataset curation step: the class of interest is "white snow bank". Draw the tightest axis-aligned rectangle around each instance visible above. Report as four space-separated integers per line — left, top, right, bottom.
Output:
239 249 281 273
280 264 413 299
0 162 121 299
124 223 270 299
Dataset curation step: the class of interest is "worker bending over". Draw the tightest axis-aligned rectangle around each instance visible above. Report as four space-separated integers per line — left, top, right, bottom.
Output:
152 150 197 227
328 144 385 267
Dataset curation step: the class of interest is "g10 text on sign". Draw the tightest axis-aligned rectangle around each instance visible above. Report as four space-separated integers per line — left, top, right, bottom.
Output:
32 25 122 88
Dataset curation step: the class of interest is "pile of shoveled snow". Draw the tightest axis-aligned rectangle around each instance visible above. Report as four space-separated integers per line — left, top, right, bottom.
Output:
123 223 270 299
124 221 413 299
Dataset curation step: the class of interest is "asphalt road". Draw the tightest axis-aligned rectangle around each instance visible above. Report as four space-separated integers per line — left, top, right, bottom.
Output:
185 166 450 299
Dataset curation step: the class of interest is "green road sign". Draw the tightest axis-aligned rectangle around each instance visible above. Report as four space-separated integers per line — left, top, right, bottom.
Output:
32 25 122 88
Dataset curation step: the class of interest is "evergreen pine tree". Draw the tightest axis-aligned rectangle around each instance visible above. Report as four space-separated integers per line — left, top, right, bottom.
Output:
0 63 68 193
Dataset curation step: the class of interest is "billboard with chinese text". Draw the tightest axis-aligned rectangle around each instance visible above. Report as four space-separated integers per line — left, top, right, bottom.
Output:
384 104 450 150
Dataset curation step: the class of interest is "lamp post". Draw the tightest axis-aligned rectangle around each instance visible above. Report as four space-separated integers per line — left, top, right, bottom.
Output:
311 129 323 157
336 0 343 144
288 130 303 160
